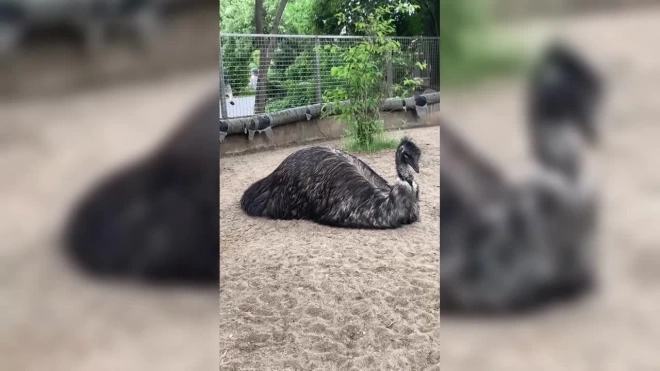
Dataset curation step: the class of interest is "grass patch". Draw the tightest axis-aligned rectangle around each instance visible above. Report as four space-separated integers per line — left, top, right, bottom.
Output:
342 132 398 153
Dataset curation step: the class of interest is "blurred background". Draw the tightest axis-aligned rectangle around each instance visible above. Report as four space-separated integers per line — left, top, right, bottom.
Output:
0 1 218 370
441 0 660 370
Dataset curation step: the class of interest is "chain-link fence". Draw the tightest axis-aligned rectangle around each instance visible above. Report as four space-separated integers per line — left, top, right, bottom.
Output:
219 34 439 119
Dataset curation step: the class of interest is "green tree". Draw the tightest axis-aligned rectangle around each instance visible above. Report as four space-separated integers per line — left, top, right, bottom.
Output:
252 0 289 114
311 0 438 37
220 0 314 35
310 0 438 89
324 2 420 152
220 0 316 98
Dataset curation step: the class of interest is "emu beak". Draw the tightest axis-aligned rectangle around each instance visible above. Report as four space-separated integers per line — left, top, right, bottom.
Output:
411 162 419 173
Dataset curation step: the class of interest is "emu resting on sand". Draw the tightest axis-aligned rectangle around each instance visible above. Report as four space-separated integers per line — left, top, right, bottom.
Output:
62 91 219 285
440 118 599 314
240 138 422 229
439 40 603 314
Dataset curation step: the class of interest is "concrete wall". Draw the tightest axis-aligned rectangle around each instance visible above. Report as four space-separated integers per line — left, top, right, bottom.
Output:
220 103 440 156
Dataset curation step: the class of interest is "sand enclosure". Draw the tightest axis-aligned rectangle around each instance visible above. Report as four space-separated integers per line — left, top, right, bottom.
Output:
219 127 441 370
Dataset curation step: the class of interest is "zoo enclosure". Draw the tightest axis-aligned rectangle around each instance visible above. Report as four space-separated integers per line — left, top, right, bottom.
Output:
219 34 440 119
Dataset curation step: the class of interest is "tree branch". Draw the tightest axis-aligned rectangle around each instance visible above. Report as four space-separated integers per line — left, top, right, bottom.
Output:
254 0 264 34
270 0 288 34
253 0 290 114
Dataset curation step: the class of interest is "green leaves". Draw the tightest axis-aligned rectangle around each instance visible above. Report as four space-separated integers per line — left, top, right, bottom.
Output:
321 1 415 152
220 0 316 34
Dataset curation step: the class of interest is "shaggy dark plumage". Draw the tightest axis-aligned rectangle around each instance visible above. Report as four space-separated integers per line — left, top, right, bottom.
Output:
62 91 219 285
440 41 603 314
440 121 598 315
240 138 422 229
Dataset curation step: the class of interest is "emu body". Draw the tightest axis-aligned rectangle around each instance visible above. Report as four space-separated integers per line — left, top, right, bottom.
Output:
240 138 421 229
440 120 599 314
62 91 219 285
440 41 603 314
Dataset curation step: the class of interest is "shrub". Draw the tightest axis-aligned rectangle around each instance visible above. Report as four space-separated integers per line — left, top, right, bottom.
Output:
323 2 419 152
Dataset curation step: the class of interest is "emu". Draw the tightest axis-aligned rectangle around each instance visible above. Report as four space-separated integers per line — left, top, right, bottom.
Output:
240 138 422 229
62 91 219 285
440 40 604 314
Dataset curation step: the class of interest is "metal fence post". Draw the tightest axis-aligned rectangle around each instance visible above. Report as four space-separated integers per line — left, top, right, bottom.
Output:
386 48 393 97
314 37 322 104
219 36 229 119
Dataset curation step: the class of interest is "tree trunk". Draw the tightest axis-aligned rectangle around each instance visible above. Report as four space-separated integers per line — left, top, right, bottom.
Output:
253 39 273 114
253 0 289 114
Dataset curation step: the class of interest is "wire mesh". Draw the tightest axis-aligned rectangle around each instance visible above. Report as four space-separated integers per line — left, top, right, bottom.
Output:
219 34 439 119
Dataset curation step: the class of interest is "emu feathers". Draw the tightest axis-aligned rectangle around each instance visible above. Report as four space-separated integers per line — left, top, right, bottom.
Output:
440 41 602 314
62 92 219 285
240 138 421 229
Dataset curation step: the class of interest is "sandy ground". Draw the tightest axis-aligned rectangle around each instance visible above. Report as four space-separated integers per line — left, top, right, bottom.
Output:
0 70 219 371
440 6 660 370
219 127 441 370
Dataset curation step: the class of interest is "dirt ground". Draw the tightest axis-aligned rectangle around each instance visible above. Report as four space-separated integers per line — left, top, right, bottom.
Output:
440 6 660 370
219 126 441 370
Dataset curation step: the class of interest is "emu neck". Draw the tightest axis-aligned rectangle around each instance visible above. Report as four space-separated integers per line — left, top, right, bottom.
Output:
396 154 413 185
538 153 581 183
533 121 585 183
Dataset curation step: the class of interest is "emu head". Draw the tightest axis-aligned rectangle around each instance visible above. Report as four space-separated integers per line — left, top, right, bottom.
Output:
396 137 422 174
528 40 603 146
528 40 604 176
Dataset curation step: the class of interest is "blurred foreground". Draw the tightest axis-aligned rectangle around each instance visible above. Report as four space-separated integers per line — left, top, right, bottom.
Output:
0 0 217 98
0 2 219 369
0 70 219 370
441 4 660 370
